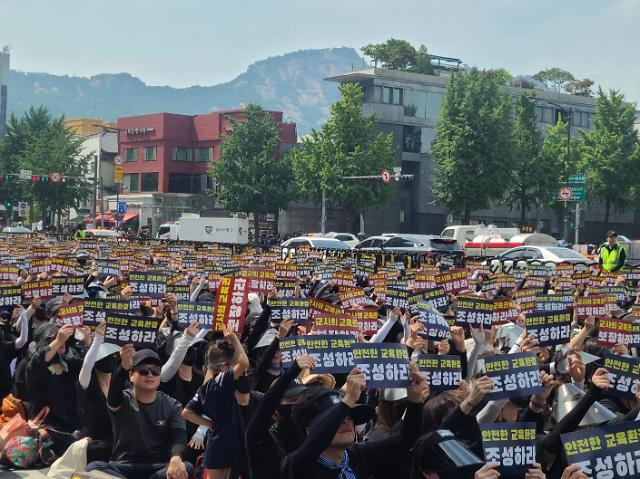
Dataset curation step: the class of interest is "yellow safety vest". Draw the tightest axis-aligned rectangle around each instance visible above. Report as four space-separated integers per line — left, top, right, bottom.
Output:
599 245 624 272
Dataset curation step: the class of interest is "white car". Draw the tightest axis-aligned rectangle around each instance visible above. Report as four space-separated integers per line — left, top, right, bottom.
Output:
490 245 595 273
281 236 351 256
323 232 359 248
2 226 32 234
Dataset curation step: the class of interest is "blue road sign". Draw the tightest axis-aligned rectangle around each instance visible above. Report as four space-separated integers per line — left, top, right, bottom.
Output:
117 201 127 214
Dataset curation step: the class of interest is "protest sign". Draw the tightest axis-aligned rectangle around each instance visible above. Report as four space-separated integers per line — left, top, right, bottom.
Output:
213 276 249 333
345 307 379 335
572 272 591 285
603 352 640 400
177 301 215 329
575 295 618 319
562 421 640 478
21 280 53 300
56 303 84 328
338 289 368 308
269 298 310 323
127 272 167 297
103 313 159 347
492 298 519 325
280 334 355 373
83 298 133 326
480 423 536 476
166 284 191 302
415 286 449 313
525 310 572 347
590 286 626 303
455 297 493 328
242 269 276 293
309 298 343 316
416 302 452 340
352 343 410 388
30 259 51 274
435 269 469 294
52 275 85 295
95 260 120 277
314 313 359 336
385 287 410 309
417 354 462 391
534 293 574 312
51 257 80 276
597 318 634 347
515 288 541 313
0 265 19 282
273 280 297 297
275 262 298 279
414 272 436 290
0 285 22 307
485 352 543 400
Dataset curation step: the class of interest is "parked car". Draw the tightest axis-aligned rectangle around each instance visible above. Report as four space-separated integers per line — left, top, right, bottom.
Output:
281 236 351 252
323 232 359 248
489 245 595 273
381 234 464 255
354 235 390 252
2 226 32 234
85 228 123 238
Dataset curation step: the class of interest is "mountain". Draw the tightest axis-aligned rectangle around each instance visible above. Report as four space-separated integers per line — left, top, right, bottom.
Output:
7 47 365 134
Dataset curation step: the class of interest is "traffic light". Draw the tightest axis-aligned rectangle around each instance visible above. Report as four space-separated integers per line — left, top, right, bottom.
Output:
2 175 10 182
5 200 12 209
31 175 48 182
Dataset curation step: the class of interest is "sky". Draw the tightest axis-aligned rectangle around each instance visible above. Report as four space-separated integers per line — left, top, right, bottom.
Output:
1 0 639 103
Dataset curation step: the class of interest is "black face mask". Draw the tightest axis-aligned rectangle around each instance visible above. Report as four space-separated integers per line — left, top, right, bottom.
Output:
276 403 293 419
95 355 118 373
182 348 197 367
234 375 251 394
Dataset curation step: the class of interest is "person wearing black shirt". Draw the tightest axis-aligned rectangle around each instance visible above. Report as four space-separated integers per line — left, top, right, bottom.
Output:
282 364 426 479
86 347 192 479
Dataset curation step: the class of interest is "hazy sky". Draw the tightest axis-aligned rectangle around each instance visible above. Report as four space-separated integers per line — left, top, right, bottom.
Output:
1 0 639 103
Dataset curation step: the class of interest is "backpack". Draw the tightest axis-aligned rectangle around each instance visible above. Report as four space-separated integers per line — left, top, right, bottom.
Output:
0 394 28 429
1 407 54 469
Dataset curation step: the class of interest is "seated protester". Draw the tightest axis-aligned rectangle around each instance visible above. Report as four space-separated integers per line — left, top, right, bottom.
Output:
246 355 315 479
410 429 485 479
281 364 426 479
0 301 31 400
76 321 121 463
182 325 249 479
26 323 88 456
86 346 192 479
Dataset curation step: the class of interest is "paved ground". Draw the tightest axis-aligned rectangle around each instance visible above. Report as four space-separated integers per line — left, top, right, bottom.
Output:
0 467 49 478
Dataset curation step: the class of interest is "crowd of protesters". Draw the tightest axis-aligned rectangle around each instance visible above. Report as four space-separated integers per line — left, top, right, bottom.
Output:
0 230 638 479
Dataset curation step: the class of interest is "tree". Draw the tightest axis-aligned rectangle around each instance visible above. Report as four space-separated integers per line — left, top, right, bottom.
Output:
579 89 640 236
291 83 394 232
431 68 514 223
406 45 435 75
485 68 513 86
564 78 595 97
0 106 91 226
211 104 296 240
504 93 546 225
533 68 575 92
361 40 435 75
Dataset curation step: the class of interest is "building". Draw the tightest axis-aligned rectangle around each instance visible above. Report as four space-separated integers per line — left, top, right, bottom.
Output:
0 46 9 136
293 67 640 243
64 118 116 137
113 109 297 233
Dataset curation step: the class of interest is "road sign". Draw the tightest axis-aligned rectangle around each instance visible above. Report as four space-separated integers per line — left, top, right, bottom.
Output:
380 170 392 184
559 186 572 201
19 169 32 180
114 166 123 183
49 171 62 184
18 202 28 210
117 201 127 215
568 173 586 184
551 185 585 202
114 155 124 166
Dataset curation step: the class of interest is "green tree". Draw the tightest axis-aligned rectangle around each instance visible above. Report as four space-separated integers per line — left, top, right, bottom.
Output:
533 68 575 92
564 78 595 97
406 45 435 75
361 40 435 75
579 89 640 236
431 68 514 223
485 68 513 86
504 93 545 225
210 104 296 240
0 106 91 226
291 83 394 232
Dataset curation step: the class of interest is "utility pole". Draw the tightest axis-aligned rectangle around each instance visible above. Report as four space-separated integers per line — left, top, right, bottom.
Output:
320 188 326 235
574 203 580 244
92 153 99 228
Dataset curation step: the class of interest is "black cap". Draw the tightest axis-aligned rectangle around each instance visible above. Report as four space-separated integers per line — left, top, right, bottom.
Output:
607 231 618 238
131 349 162 368
279 379 308 400
414 430 484 477
292 389 374 432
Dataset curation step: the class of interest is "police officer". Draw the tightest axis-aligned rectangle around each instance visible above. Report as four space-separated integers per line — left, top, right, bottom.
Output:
599 231 626 272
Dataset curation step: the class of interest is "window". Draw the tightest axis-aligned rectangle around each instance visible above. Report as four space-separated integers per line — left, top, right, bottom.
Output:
382 86 403 105
535 106 544 122
140 172 159 192
144 147 156 161
501 249 523 260
425 92 443 119
124 173 139 193
542 107 553 124
168 173 192 193
403 125 423 153
172 147 192 162
196 147 213 162
125 148 137 162
193 174 212 193
404 90 427 118
384 237 415 248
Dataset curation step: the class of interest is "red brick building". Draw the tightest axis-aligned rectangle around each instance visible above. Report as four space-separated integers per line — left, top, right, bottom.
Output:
116 109 297 194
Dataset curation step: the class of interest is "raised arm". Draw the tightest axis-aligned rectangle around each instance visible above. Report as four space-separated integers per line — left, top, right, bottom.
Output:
107 344 135 412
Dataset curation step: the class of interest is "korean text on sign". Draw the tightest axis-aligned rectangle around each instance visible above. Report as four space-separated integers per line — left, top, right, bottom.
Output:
481 422 536 476
525 310 572 347
103 313 159 348
279 334 355 374
213 277 249 333
417 354 461 392
484 352 543 400
352 343 410 388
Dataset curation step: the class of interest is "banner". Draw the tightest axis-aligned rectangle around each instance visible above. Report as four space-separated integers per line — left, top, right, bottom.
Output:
524 310 572 347
603 352 640 400
269 298 310 323
56 303 84 328
435 269 469 294
309 298 343 316
314 313 359 336
127 272 167 297
338 289 369 308
455 297 494 328
492 298 519 325
480 423 536 476
0 285 22 307
0 265 19 282
83 298 133 326
417 354 462 391
280 334 355 373
346 307 379 335
95 260 120 277
485 352 543 400
273 280 297 297
166 284 191 302
534 293 574 312
213 276 249 333
597 318 635 347
384 287 410 309
562 421 640 478
590 286 626 303
51 258 80 276
103 312 159 347
351 343 410 388
177 301 215 329
515 288 541 313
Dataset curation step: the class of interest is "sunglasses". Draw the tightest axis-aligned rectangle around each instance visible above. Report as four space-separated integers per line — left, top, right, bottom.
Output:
135 366 161 377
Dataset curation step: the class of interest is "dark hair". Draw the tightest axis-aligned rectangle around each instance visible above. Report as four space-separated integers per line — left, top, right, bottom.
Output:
206 340 235 370
421 391 460 434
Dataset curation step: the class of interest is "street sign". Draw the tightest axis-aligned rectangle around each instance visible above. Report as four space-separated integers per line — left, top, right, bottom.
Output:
559 187 572 201
49 172 62 184
117 201 127 215
19 169 32 180
568 173 586 184
380 170 392 184
114 155 124 166
114 166 123 183
551 185 585 202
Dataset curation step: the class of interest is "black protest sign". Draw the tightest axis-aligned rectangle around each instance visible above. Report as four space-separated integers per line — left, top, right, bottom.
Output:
562 420 640 478
177 301 215 329
167 284 191 302
345 307 379 336
280 334 355 374
273 280 297 297
104 313 159 347
83 298 131 326
603 352 640 401
481 422 536 476
417 354 462 392
52 275 85 295
534 293 574 312
95 260 120 277
597 318 635 348
416 302 452 341
525 310 572 347
435 269 469 294
455 297 493 328
591 286 627 303
515 288 541 313
352 343 410 388
338 289 368 308
575 295 618 319
269 298 310 323
410 286 448 314
485 352 543 400
492 298 519 325
0 265 19 282
21 280 53 300
314 314 359 336
385 287 410 309
127 272 167 297
0 285 22 307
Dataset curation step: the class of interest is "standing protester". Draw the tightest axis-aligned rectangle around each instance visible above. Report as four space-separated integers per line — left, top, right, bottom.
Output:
598 231 626 272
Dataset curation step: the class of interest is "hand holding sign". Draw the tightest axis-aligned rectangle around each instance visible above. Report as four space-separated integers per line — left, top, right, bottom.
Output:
461 376 493 414
568 353 585 384
474 463 500 479
406 362 429 403
295 354 316 371
560 464 588 479
120 344 135 371
591 367 610 391
343 368 366 406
